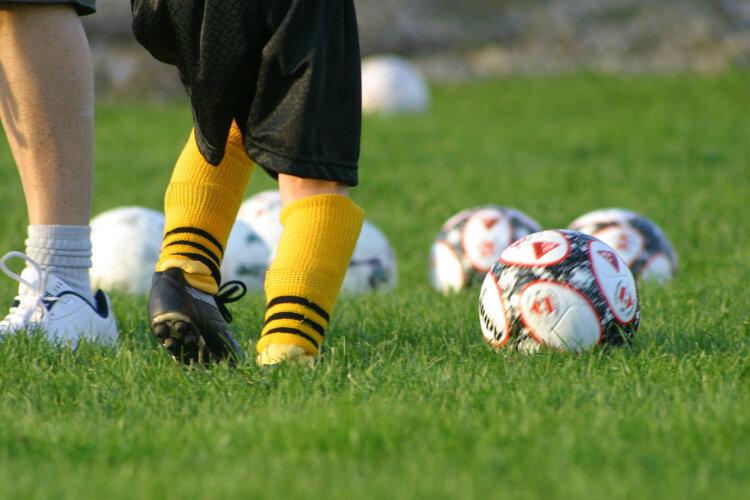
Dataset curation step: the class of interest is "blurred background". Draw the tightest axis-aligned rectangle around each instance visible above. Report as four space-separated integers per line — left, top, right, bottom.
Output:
83 0 750 100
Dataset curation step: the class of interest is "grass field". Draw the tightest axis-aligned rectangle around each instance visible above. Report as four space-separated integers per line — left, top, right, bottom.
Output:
1 71 749 499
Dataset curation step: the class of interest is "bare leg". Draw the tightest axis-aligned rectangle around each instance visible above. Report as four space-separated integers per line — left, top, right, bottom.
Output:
278 173 349 205
0 3 94 225
257 173 362 366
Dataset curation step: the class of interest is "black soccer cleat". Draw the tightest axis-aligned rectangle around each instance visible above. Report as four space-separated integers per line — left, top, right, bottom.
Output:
147 268 246 365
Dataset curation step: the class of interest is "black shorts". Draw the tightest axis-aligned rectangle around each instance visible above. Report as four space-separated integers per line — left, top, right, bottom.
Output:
0 0 95 15
132 0 362 186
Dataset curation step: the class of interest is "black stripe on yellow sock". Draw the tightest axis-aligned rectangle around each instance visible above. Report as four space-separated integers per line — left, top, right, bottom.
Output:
163 240 222 268
267 296 330 322
264 312 326 337
263 327 320 349
173 252 222 286
164 227 224 255
164 240 220 266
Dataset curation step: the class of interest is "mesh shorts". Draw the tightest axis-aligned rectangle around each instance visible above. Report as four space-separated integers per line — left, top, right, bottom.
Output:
132 0 362 186
0 0 95 16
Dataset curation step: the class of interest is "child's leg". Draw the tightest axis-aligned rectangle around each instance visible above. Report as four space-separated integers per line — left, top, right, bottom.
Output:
256 174 364 366
157 126 254 294
148 125 254 364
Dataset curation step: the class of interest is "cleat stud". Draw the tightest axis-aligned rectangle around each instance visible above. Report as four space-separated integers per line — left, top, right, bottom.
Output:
153 324 170 339
174 321 188 336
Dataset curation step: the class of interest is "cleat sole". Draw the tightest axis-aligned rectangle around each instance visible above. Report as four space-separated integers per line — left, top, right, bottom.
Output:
150 313 206 365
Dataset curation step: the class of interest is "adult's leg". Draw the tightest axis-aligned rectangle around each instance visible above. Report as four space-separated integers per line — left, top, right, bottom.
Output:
0 3 117 347
0 3 94 225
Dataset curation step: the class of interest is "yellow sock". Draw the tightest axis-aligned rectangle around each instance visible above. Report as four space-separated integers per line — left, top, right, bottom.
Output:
256 194 364 364
157 126 254 294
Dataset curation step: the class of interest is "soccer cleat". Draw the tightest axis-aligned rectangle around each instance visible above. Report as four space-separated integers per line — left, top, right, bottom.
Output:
0 251 118 348
148 268 246 365
256 344 316 368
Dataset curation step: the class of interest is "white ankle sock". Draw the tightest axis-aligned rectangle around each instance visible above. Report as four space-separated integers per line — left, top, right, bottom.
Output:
25 225 93 296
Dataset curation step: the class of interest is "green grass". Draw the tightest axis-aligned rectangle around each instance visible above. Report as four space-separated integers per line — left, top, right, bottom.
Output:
1 71 749 499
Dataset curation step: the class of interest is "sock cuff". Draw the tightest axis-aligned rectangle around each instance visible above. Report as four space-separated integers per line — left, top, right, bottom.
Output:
24 224 92 295
280 194 364 228
275 194 364 267
26 225 91 250
25 224 92 268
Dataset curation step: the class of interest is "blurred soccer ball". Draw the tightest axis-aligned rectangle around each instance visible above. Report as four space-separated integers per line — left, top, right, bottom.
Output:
221 220 270 290
343 220 397 294
237 189 283 259
361 55 430 114
569 208 677 283
479 230 640 353
90 206 164 295
429 205 542 294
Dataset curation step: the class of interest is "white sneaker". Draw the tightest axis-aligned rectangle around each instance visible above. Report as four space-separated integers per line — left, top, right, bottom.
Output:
0 251 118 348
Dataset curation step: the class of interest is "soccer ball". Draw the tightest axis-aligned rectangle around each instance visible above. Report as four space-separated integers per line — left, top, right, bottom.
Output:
343 220 397 294
90 206 165 295
568 208 677 283
361 55 430 114
429 205 542 294
221 220 270 290
237 189 283 259
478 230 640 353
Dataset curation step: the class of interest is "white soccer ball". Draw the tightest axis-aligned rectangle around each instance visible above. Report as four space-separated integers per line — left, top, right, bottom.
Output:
343 220 397 294
429 205 542 294
569 208 677 284
90 206 165 295
361 55 430 115
221 220 270 290
479 230 640 353
237 189 283 259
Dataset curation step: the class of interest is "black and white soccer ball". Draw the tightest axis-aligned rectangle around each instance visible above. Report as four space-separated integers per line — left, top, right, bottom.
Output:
221 220 271 290
569 208 677 283
90 206 165 295
479 230 640 353
430 205 542 294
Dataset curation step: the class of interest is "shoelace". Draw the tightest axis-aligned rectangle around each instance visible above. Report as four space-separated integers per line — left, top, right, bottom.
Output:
0 251 57 328
214 280 247 323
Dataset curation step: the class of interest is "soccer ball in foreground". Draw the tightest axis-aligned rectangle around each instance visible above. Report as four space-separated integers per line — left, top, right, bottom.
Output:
361 55 430 115
479 230 640 353
221 220 270 290
569 208 677 283
90 206 165 295
342 220 397 294
430 205 542 294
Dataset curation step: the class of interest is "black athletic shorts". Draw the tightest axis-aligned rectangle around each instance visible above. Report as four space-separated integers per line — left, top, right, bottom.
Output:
0 0 95 15
131 0 362 186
